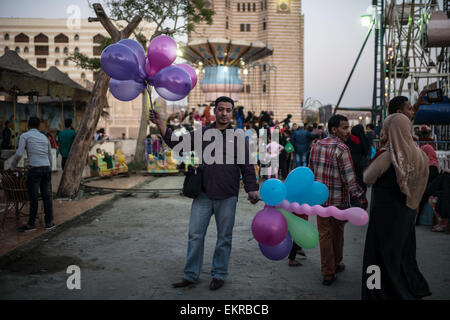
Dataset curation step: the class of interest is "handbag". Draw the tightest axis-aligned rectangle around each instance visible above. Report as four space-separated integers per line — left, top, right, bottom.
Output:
284 141 294 153
182 165 203 199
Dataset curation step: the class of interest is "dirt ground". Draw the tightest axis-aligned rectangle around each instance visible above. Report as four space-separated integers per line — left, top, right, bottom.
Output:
0 177 449 300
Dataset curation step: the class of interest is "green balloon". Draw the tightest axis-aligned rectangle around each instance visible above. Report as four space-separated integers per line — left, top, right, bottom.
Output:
278 209 319 249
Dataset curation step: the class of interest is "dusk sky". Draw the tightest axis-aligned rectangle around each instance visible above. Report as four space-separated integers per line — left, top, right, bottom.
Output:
0 0 377 108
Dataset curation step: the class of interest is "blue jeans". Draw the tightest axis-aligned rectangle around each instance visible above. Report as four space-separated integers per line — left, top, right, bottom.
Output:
27 166 53 225
295 152 308 167
184 192 238 282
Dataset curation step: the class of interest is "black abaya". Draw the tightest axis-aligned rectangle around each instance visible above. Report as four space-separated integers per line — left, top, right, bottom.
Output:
361 165 432 300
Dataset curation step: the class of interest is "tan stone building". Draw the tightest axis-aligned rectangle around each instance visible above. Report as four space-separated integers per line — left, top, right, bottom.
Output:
0 18 156 139
188 0 304 122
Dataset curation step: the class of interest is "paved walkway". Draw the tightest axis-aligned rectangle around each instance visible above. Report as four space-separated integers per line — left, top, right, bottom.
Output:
0 172 150 256
0 177 449 300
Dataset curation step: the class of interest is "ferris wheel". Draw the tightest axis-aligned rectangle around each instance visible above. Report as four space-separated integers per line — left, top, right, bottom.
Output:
381 1 449 109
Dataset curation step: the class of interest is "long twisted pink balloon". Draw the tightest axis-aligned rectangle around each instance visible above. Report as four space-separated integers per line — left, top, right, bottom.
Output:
278 200 369 226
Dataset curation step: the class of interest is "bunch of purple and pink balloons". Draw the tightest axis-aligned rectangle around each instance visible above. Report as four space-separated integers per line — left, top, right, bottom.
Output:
101 35 197 102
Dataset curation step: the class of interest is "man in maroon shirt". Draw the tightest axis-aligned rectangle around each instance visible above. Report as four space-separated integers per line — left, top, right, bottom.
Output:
150 96 259 291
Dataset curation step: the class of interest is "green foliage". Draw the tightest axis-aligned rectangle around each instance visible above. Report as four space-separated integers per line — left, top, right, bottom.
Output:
107 0 215 42
68 37 112 72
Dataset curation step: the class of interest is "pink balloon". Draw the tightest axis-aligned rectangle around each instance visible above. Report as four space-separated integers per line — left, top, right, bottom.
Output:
345 207 369 226
176 63 197 90
289 202 301 213
252 207 288 247
146 35 177 77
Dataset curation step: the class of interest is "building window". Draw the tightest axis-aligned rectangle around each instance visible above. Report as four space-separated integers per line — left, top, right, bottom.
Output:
240 24 245 32
24 46 29 53
263 19 266 30
93 34 105 44
263 64 267 71
243 3 245 11
64 59 69 66
15 33 29 43
54 33 69 43
93 46 102 56
248 3 251 11
263 81 266 93
237 3 240 11
34 33 49 43
36 58 46 69
5 46 9 51
75 47 79 54
35 45 49 55
261 1 263 10
15 47 20 53
253 3 256 11
55 47 60 53
63 47 68 54
246 24 251 32
226 16 229 29
55 59 60 66
81 72 86 79
4 33 9 41
246 84 251 93
74 34 79 41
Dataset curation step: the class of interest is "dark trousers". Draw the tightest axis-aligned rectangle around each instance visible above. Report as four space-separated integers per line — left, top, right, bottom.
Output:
62 157 68 170
288 214 308 260
279 151 289 180
27 166 53 226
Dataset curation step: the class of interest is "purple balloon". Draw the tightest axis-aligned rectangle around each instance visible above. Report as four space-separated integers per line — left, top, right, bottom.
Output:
101 43 140 81
176 63 197 89
109 78 145 101
259 232 293 260
146 35 177 76
118 39 147 81
251 207 288 247
154 66 192 101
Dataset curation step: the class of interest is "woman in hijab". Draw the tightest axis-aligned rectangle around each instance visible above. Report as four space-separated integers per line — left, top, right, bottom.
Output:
361 113 431 300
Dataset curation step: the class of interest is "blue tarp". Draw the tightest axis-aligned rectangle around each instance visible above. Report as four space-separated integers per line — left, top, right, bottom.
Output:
414 96 450 125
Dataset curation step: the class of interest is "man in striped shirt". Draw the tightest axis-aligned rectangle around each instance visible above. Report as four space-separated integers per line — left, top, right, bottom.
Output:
9 117 54 232
309 114 367 286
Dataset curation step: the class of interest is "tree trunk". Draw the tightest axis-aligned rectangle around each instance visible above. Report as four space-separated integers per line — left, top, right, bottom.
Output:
133 91 149 165
56 3 142 198
57 72 110 197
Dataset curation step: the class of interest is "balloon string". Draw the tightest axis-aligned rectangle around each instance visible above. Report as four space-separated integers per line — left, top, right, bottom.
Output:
146 85 154 111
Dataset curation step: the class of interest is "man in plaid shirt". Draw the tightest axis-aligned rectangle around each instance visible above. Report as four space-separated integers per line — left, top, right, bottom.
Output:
309 115 367 286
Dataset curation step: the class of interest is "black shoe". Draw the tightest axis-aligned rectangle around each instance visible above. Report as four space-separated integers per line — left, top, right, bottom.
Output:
209 278 224 290
297 249 306 257
18 224 36 232
45 223 55 230
172 279 195 288
336 263 345 273
322 275 337 286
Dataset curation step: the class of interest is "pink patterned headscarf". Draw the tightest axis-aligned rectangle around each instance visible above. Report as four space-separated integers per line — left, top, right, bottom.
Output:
421 144 440 172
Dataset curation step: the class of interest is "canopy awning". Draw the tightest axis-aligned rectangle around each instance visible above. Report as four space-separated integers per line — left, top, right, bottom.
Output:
0 50 91 101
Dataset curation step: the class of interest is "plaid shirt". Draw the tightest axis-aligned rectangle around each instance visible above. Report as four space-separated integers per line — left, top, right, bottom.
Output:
308 135 364 208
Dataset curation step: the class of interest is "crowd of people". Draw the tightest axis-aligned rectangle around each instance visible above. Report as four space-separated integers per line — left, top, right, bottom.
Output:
150 91 448 299
1 89 448 300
